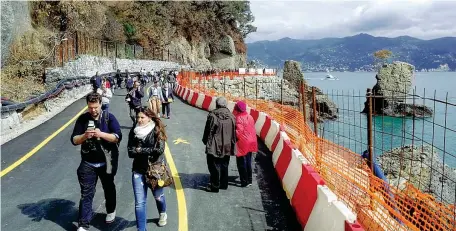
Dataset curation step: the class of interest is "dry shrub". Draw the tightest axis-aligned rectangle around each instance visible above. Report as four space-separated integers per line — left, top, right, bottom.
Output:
60 1 107 36
21 103 46 121
1 69 46 102
6 28 54 65
1 28 53 102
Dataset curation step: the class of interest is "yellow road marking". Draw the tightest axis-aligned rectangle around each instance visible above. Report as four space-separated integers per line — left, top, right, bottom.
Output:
173 138 190 145
164 142 188 231
1 105 189 230
0 106 88 177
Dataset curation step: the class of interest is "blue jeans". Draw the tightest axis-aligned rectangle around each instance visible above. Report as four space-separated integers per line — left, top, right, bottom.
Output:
77 161 116 229
132 172 166 231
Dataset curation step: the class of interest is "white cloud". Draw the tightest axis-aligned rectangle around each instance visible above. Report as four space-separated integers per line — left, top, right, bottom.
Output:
246 0 456 42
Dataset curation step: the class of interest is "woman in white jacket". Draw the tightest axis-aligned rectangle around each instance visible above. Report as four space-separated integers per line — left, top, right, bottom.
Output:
97 83 112 111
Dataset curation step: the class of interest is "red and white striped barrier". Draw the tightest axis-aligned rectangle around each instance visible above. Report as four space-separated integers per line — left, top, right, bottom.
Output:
174 85 364 231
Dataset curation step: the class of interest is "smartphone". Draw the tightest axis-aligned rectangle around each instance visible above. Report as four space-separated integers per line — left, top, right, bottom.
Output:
87 120 95 131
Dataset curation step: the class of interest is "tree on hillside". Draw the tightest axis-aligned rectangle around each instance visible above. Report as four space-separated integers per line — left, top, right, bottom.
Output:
374 49 393 70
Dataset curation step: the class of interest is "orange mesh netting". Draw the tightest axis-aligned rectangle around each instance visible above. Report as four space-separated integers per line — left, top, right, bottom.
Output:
178 71 455 231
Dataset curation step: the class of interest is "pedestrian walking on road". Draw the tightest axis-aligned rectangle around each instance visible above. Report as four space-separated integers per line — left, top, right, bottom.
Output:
70 92 122 231
115 69 122 89
128 108 169 229
202 97 237 193
233 101 258 187
148 82 163 117
126 81 144 125
97 84 112 111
160 83 174 119
126 76 134 93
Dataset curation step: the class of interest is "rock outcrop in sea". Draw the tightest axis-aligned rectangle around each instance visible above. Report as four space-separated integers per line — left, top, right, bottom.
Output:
362 61 433 117
378 145 455 204
283 60 338 121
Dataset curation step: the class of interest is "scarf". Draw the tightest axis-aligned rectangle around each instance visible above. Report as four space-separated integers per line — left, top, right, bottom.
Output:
134 121 155 140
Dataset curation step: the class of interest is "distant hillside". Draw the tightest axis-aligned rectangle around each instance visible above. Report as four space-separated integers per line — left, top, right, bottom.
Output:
247 33 456 71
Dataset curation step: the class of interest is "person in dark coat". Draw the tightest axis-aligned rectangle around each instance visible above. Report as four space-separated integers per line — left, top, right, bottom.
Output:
115 69 122 89
160 83 174 119
125 81 144 125
202 97 237 192
127 107 168 229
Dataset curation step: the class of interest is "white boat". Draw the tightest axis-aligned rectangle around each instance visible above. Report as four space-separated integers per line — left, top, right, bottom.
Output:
322 69 339 80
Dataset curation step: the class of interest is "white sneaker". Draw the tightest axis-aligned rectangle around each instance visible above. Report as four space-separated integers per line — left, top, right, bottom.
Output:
105 210 116 223
158 212 167 227
77 227 88 231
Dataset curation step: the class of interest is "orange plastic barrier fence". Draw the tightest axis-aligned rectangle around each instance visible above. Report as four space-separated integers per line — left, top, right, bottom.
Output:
177 71 455 231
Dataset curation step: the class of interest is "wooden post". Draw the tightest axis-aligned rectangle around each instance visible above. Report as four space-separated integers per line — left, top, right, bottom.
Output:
243 77 246 98
75 32 78 57
312 87 318 136
60 43 64 67
367 88 374 171
300 81 307 123
280 79 284 105
167 49 170 61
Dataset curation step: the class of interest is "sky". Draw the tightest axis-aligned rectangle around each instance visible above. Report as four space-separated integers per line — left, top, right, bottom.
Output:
246 0 456 42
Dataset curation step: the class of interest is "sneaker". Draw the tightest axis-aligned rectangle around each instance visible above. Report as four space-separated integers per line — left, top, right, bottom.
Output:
105 210 116 223
158 212 167 227
77 227 88 231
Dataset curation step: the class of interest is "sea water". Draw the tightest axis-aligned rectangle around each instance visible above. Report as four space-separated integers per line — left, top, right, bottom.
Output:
304 72 456 167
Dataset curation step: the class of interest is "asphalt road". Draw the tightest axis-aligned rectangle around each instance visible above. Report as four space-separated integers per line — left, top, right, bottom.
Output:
1 84 300 231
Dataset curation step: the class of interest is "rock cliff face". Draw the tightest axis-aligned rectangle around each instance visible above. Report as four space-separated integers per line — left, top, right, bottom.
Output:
283 60 338 121
168 35 246 71
378 145 455 204
362 61 433 117
1 1 31 67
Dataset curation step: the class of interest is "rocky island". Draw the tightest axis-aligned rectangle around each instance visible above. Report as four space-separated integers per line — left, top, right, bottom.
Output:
362 61 433 117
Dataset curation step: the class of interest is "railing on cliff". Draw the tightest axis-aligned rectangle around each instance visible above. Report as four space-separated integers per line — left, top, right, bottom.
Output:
177 71 455 231
51 31 185 67
0 72 140 113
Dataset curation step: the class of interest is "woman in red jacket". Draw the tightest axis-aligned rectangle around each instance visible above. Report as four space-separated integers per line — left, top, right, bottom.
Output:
233 101 258 187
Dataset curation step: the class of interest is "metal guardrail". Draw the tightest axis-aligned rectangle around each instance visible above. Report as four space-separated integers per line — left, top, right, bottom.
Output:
0 72 140 113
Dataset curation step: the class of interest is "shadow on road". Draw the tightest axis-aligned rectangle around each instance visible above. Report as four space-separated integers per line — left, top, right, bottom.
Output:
17 198 134 231
178 172 239 191
255 138 302 231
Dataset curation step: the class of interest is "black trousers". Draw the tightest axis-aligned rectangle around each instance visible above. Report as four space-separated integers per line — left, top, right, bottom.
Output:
77 161 116 229
206 155 230 190
129 107 139 124
161 103 171 117
236 152 253 186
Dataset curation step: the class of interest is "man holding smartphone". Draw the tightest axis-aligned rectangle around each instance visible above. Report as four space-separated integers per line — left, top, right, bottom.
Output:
71 92 122 231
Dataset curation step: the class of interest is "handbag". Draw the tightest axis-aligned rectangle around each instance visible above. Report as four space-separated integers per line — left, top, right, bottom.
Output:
167 98 173 103
145 161 173 189
144 135 173 189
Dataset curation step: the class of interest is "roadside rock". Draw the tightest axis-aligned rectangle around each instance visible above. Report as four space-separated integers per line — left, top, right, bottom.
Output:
362 62 433 117
378 145 455 204
282 60 304 92
282 60 338 121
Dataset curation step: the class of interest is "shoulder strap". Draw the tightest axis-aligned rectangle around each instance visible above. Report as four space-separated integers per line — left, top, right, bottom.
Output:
103 110 109 126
